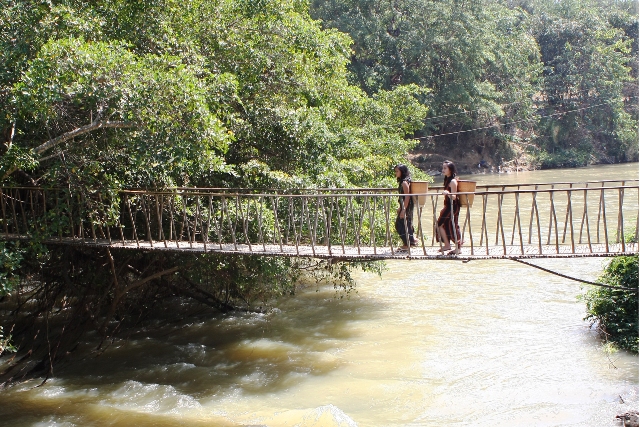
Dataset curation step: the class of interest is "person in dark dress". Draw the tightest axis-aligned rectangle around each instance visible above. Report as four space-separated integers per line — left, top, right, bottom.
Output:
394 164 417 250
436 160 462 254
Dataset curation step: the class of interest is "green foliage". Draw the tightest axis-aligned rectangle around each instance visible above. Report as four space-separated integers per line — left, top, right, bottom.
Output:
583 255 639 353
310 0 542 164
531 0 638 166
311 0 638 168
0 325 17 355
536 146 593 169
2 0 427 191
8 36 230 188
0 241 24 295
624 223 638 244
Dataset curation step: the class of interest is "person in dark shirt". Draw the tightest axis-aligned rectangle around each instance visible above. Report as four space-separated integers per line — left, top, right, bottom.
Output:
394 164 417 251
436 160 462 254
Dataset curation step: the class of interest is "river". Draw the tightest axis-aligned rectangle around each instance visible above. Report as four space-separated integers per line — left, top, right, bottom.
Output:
1 164 638 426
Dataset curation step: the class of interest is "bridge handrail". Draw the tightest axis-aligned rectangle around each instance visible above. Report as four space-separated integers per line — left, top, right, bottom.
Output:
164 178 640 193
116 185 638 198
0 180 637 259
0 184 639 198
3 179 636 194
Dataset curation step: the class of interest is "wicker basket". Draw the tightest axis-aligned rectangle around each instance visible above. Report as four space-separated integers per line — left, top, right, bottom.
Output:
457 180 476 207
410 181 429 207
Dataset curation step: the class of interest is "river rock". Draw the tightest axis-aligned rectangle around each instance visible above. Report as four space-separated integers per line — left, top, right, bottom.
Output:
616 410 639 427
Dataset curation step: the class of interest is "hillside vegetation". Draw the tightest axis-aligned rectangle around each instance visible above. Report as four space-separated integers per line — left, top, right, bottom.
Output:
311 0 638 172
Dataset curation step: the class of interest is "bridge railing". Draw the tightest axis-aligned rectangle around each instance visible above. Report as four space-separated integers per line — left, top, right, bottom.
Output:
0 180 637 257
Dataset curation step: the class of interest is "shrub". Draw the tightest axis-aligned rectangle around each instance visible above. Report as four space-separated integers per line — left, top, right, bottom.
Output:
583 255 639 352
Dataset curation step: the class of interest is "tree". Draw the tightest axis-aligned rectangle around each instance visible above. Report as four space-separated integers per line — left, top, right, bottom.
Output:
1 0 428 190
531 0 638 167
0 0 428 384
310 0 542 168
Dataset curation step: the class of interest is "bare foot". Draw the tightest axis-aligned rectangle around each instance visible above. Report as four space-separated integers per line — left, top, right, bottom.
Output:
438 246 451 252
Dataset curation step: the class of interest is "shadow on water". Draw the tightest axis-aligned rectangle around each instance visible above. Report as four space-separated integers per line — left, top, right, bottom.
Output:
0 285 382 426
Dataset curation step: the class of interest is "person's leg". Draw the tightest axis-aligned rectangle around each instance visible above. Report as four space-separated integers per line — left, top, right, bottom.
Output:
407 214 417 246
437 224 451 251
395 216 408 248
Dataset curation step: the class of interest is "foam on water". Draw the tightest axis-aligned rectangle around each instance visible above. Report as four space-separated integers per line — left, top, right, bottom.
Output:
102 380 203 415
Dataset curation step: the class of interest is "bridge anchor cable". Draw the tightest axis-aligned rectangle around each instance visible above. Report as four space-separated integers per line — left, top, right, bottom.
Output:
510 258 638 292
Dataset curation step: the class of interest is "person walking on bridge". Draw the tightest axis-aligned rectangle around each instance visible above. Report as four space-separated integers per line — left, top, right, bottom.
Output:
437 160 462 254
394 164 417 251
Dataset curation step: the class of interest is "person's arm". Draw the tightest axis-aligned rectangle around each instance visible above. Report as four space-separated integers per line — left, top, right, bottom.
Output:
400 181 411 217
449 179 457 200
443 179 458 200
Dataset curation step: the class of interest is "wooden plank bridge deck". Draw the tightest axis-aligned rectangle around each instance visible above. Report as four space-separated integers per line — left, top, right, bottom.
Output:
2 235 634 260
1 179 638 260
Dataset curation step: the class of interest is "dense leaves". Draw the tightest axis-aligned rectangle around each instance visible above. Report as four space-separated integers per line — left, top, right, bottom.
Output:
310 0 638 169
1 0 428 190
583 255 639 353
530 0 638 167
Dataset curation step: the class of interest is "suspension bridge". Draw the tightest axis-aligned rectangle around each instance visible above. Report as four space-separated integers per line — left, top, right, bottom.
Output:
0 179 637 260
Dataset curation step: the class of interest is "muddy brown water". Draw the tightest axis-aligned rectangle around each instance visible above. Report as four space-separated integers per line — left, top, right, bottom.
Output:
0 163 638 426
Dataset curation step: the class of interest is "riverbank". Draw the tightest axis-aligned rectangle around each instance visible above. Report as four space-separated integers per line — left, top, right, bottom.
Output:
411 150 639 176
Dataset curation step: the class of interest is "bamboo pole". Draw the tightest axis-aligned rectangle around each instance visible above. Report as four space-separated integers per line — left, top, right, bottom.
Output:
596 182 604 243
223 196 237 251
292 197 300 256
479 193 488 254
431 195 438 247
204 195 213 253
371 197 379 255
335 196 345 254
510 186 520 245
450 194 458 255
384 196 394 255
582 189 592 252
170 195 179 248
214 197 223 250
466 202 473 255
65 189 75 238
126 195 139 248
533 187 542 254
562 183 573 243
140 196 154 247
619 186 625 252
601 187 609 253
272 196 283 252
156 195 167 248
357 196 366 255
496 192 506 255
567 190 575 253
550 190 559 253
514 192 524 254
528 188 536 244
238 195 251 252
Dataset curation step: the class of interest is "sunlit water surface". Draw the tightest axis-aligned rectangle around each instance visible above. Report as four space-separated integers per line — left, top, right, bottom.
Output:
1 164 638 426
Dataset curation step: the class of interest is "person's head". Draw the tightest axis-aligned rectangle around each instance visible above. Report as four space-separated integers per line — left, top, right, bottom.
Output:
442 160 457 178
394 164 411 182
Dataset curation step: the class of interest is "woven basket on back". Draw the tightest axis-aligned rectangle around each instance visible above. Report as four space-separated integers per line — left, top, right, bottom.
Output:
457 180 477 207
409 181 429 207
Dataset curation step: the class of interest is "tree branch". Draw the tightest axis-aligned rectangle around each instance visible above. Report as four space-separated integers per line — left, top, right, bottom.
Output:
1 119 136 181
121 266 181 295
33 120 136 155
